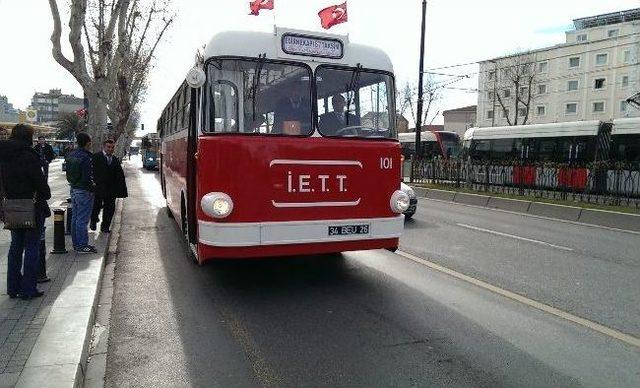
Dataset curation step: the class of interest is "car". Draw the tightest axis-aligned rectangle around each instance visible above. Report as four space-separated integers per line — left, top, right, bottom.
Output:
400 182 417 219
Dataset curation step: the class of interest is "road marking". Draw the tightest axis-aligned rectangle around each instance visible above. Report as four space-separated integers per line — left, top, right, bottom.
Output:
457 223 574 251
395 250 640 349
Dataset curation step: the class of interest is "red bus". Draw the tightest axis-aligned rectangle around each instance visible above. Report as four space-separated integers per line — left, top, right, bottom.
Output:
159 28 408 263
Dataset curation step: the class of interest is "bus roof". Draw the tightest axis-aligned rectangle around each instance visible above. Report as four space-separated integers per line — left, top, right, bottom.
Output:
463 121 602 141
204 28 393 73
612 118 640 135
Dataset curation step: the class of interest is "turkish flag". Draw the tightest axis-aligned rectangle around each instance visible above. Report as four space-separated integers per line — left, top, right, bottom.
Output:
318 2 348 29
249 0 274 16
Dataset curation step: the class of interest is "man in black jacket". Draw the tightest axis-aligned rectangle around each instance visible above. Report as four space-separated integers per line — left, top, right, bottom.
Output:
90 139 128 233
0 124 51 299
33 136 56 180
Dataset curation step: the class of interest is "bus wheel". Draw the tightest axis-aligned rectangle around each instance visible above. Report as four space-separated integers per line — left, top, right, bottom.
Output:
181 201 199 265
386 247 398 253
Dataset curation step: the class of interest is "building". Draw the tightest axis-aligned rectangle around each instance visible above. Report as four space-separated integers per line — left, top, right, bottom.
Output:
477 8 640 127
0 95 19 123
443 105 477 136
31 89 84 123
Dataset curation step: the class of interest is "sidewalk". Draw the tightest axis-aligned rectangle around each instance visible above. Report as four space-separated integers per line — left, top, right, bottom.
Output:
0 160 120 387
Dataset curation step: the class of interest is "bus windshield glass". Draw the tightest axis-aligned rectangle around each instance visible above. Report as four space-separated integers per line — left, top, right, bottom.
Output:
206 59 313 136
316 66 395 139
438 132 461 158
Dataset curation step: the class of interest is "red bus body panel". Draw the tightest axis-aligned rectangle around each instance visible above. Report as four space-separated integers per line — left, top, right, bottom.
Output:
164 135 403 261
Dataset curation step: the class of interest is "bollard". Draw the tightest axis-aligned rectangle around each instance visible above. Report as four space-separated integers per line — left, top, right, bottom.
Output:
65 197 73 236
50 208 68 254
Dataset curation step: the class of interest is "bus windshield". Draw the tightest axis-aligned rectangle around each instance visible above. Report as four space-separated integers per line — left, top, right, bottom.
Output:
206 59 313 136
316 66 395 139
438 132 461 158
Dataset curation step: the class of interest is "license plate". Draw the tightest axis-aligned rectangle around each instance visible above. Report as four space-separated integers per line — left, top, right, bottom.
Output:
328 224 370 236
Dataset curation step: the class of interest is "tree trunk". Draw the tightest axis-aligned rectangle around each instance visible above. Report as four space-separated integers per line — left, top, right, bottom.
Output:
85 89 108 151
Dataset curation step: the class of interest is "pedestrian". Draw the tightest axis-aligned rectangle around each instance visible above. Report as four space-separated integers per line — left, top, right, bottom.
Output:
0 124 51 299
33 136 56 180
91 139 128 233
65 132 97 253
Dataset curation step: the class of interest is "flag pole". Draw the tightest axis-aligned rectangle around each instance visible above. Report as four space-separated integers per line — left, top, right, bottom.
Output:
415 0 427 157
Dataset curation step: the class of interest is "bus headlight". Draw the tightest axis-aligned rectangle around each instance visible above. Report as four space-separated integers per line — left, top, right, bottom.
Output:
390 190 410 213
201 192 234 219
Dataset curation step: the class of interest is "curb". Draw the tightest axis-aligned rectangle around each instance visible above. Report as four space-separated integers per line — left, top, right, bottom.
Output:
15 200 124 388
414 187 640 232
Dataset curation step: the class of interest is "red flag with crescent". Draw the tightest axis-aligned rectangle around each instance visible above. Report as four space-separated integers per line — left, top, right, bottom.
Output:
318 2 348 29
249 0 274 16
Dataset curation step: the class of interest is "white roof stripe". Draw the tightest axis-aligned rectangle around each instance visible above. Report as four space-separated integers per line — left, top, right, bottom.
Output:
612 118 640 135
463 121 603 141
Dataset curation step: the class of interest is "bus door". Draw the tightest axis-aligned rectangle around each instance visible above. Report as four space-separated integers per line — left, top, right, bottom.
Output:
514 138 535 186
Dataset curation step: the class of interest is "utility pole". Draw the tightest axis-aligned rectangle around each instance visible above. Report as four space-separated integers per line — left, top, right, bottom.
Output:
415 0 427 156
490 59 497 127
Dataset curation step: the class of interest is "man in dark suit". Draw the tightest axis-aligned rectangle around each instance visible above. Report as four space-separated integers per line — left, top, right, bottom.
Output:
318 95 360 136
33 136 56 179
90 139 128 233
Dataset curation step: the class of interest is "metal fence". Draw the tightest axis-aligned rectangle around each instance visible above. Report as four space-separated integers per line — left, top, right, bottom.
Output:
409 158 640 209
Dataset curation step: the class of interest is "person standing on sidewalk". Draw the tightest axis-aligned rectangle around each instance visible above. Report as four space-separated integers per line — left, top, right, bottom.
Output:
90 139 128 233
33 136 56 180
0 124 51 299
65 132 97 254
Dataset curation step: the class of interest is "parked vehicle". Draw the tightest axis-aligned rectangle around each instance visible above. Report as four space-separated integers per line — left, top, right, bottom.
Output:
401 182 417 219
141 133 160 170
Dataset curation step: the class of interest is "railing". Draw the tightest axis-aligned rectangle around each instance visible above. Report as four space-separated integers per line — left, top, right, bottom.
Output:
409 157 640 209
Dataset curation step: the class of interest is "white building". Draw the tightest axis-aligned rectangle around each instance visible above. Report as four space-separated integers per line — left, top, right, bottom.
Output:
477 8 640 127
443 105 476 136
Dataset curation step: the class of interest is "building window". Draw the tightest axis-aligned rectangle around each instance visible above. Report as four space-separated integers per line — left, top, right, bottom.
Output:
538 84 547 94
576 34 587 42
595 53 608 66
519 86 528 96
608 29 619 38
518 108 527 117
488 71 495 80
569 57 580 68
538 61 548 73
567 80 579 91
565 103 577 114
487 110 494 119
536 106 546 116
502 109 509 118
592 102 605 113
594 78 605 89
623 50 631 63
621 75 629 88
620 101 628 113
487 91 494 100
503 89 511 98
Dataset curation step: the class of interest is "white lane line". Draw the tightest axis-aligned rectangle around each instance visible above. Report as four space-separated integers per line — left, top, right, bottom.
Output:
457 223 574 252
395 250 640 349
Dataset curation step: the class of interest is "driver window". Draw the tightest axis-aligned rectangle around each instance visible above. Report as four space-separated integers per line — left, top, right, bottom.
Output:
316 66 395 138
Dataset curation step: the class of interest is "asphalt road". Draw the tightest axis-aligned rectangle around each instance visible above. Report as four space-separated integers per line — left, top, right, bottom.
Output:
105 159 640 387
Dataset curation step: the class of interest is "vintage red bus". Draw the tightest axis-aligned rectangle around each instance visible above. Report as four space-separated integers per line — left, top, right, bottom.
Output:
158 28 408 263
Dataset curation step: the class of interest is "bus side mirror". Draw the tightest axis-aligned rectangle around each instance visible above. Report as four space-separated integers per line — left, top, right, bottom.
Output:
186 67 206 88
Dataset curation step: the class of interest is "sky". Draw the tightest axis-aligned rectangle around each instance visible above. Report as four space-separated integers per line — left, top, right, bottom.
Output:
0 0 638 133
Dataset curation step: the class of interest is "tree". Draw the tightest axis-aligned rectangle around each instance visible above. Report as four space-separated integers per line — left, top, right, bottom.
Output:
48 0 172 149
493 52 538 126
55 112 85 140
397 77 442 131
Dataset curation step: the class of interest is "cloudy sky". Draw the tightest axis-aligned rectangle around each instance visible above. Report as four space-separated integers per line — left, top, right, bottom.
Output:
0 0 638 132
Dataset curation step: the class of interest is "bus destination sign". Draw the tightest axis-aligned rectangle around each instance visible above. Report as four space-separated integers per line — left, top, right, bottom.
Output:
282 34 343 59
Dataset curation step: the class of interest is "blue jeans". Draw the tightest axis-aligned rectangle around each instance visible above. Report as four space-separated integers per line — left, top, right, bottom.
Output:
7 215 45 296
71 188 94 249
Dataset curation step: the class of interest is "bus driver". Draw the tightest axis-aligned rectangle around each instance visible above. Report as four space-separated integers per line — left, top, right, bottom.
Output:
319 94 359 136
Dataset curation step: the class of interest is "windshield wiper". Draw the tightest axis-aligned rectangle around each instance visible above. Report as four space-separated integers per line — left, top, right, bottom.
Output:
345 63 363 126
251 54 267 123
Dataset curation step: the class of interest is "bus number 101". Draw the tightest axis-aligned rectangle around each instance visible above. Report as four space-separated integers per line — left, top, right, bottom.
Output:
380 157 393 170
